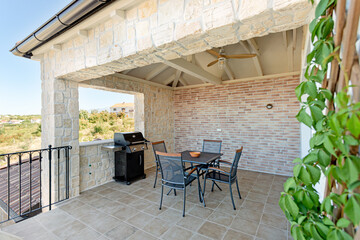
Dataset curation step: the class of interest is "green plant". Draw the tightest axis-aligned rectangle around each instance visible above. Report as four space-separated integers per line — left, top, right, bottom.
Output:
279 0 360 239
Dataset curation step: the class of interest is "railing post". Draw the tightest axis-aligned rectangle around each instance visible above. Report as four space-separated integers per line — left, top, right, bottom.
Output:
48 145 52 210
18 154 22 215
29 152 32 212
65 147 69 199
7 155 10 220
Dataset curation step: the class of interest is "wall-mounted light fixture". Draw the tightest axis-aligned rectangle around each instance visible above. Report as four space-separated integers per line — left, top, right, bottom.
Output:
266 104 273 109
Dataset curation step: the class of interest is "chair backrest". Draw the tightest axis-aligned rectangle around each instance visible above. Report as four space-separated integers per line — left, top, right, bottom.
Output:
156 151 185 186
152 141 167 162
202 140 222 153
230 147 243 178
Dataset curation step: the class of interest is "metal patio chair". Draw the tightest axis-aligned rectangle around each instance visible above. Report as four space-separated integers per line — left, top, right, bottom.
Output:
156 151 200 217
151 141 167 188
200 139 223 190
202 147 243 210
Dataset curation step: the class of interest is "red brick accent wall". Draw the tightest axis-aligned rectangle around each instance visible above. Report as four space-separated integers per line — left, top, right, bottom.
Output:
174 74 301 176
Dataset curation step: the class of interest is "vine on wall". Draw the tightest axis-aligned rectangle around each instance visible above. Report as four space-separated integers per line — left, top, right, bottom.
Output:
279 0 360 239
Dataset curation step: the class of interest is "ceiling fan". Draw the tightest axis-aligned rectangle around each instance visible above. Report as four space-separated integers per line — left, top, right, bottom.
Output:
206 48 256 68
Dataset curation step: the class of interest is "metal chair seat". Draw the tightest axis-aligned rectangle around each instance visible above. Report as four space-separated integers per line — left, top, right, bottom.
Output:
163 175 196 189
205 170 235 183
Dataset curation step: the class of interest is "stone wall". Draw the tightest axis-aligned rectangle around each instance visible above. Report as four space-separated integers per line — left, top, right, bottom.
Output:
174 74 301 176
35 0 313 82
80 74 174 171
79 140 114 192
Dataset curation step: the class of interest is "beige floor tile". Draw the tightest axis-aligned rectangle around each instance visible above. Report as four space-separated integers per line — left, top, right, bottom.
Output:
207 210 234 227
131 188 152 198
105 221 138 240
223 229 254 240
127 230 158 240
78 210 121 234
59 199 86 213
263 203 283 216
256 224 287 240
111 204 140 221
144 192 161 203
190 234 212 240
143 203 167 216
126 212 154 229
103 190 129 201
142 218 171 237
260 213 287 230
230 217 259 236
242 200 265 212
120 195 141 205
34 208 75 232
162 226 193 240
188 205 213 219
158 208 183 224
246 192 268 203
198 221 227 240
52 219 87 239
176 215 204 232
129 198 153 210
66 227 102 240
237 208 262 223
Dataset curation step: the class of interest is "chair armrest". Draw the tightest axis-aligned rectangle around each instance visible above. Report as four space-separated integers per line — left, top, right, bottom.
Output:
208 167 230 175
188 167 198 175
219 160 232 165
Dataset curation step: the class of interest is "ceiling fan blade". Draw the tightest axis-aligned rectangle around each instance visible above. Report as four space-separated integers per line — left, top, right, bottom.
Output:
207 59 219 67
206 49 222 58
224 54 257 59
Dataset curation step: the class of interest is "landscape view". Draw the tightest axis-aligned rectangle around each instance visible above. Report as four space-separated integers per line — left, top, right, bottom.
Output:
0 109 134 167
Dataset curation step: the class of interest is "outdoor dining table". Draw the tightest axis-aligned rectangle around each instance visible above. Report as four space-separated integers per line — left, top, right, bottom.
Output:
181 151 222 203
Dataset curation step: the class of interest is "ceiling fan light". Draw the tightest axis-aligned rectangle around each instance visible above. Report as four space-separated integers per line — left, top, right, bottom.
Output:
218 57 225 69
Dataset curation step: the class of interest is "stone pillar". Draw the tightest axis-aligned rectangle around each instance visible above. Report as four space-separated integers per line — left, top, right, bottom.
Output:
41 53 80 206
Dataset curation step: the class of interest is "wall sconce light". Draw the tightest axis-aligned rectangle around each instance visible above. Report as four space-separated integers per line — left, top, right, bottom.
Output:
266 104 273 109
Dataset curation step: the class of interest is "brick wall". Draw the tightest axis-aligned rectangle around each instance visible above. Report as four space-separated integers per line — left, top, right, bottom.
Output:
174 75 300 176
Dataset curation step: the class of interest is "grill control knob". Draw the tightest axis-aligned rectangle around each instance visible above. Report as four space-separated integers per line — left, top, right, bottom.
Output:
133 148 137 152
141 146 144 150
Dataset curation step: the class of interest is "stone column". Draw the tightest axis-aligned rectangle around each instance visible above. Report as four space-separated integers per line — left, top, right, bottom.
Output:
41 52 80 207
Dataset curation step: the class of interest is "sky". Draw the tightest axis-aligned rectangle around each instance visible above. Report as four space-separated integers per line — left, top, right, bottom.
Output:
0 1 133 115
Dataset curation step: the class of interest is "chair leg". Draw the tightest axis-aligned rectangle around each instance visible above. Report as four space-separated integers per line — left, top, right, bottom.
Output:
211 181 215 192
229 183 236 210
153 164 158 188
159 185 164 210
174 189 177 196
166 189 172 195
202 176 207 207
236 178 242 199
183 187 186 217
214 182 222 191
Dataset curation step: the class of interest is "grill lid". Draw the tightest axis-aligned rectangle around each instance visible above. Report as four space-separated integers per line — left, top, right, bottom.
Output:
114 132 146 146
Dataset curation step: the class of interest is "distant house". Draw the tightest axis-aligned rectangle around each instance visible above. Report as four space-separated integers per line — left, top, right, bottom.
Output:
31 119 41 124
8 120 23 125
110 103 134 118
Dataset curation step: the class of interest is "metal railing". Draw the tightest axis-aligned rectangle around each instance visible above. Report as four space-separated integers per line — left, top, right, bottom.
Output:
0 145 72 224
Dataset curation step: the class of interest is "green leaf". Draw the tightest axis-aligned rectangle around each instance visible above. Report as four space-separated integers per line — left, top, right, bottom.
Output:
324 136 336 156
315 0 329 18
329 116 342 135
293 225 306 240
348 180 360 191
344 157 359 184
323 216 334 226
335 91 349 108
320 88 332 100
293 158 302 163
318 149 331 167
295 82 306 101
279 195 286 213
343 135 358 146
336 218 350 228
310 105 324 123
298 216 307 224
303 191 314 209
296 108 313 128
315 222 329 237
294 164 302 178
314 42 331 66
284 178 296 192
285 195 299 217
321 17 334 39
307 165 321 183
299 167 312 185
327 229 339 240
305 81 318 98
347 113 360 138
303 152 318 164
344 196 360 225
310 224 323 240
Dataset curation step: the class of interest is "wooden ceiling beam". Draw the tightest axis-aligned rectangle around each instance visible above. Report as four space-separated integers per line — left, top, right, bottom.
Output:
240 40 263 76
224 62 234 80
178 76 188 86
247 39 260 55
163 73 175 85
122 69 132 75
114 73 172 89
172 70 182 88
287 32 294 72
163 58 221 85
145 64 168 81
293 29 297 50
282 31 288 48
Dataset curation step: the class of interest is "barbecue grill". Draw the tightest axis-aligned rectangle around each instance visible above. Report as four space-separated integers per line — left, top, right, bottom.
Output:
112 131 148 184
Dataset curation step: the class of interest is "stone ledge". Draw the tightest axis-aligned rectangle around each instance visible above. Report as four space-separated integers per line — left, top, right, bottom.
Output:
79 139 113 147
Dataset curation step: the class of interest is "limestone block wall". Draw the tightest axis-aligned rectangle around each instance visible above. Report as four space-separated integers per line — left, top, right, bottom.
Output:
79 140 114 192
80 74 174 170
35 0 313 82
41 52 80 200
174 74 301 176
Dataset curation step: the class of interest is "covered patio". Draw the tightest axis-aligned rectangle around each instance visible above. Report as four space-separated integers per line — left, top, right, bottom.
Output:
1 0 315 239
2 168 290 240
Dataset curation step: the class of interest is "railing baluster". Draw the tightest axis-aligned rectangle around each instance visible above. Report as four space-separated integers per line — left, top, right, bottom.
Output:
19 154 22 215
57 149 60 201
65 147 69 199
7 155 10 220
48 145 52 211
39 151 42 208
29 152 32 212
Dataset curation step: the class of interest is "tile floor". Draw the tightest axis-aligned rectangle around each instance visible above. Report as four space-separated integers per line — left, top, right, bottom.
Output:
1 169 292 240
